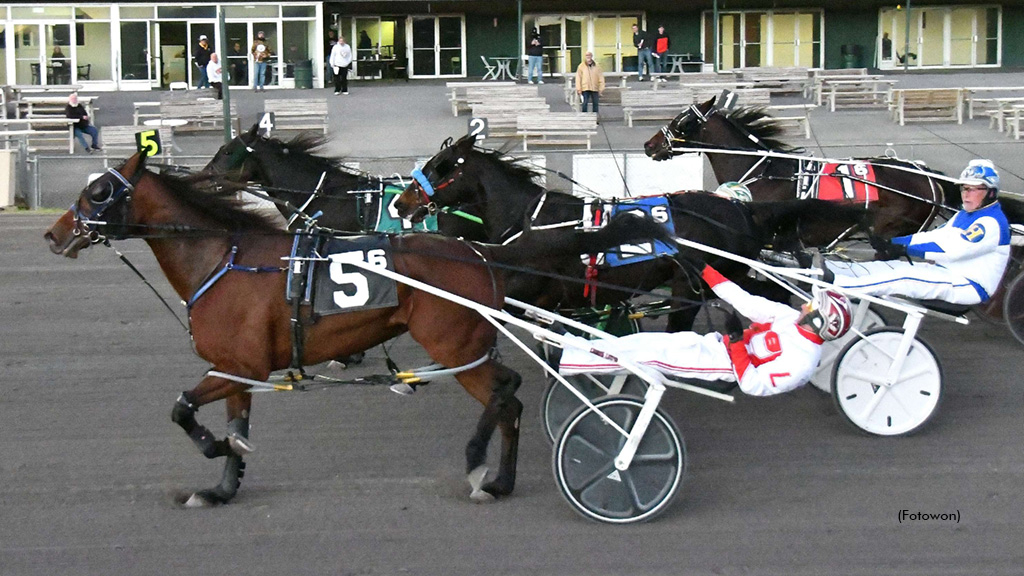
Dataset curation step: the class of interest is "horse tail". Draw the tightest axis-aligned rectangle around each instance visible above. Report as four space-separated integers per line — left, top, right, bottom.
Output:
483 212 674 268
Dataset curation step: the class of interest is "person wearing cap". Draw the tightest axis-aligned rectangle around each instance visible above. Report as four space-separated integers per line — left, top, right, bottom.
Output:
194 35 212 89
557 264 853 397
251 30 271 91
818 160 1010 305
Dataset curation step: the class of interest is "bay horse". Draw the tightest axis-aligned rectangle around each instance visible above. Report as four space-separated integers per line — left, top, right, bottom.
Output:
642 97 960 238
200 124 485 239
394 134 872 332
44 152 672 507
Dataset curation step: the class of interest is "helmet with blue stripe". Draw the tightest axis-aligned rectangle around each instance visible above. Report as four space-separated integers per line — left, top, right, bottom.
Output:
958 160 999 205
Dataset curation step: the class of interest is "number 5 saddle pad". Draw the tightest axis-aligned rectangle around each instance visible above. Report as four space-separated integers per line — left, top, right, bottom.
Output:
312 235 399 315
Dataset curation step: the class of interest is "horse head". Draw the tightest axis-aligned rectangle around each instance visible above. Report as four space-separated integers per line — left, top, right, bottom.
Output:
644 97 718 160
45 153 149 258
202 123 261 182
395 133 479 223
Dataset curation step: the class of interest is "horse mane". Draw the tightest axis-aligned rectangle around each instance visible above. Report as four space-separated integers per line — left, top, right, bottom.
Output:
723 106 802 153
152 170 283 232
262 133 366 178
467 144 546 189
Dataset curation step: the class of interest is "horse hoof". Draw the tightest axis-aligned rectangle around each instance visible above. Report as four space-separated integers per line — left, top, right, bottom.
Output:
228 433 255 456
183 492 215 508
470 488 496 503
467 465 488 493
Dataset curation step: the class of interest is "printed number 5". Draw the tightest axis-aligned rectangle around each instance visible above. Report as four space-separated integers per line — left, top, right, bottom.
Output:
328 249 388 308
137 130 160 157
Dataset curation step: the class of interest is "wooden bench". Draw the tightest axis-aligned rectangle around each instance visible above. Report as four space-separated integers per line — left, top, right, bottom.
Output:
621 90 695 127
452 85 539 116
767 104 816 139
806 68 872 101
963 87 1024 120
264 98 328 134
891 88 963 125
99 125 175 167
0 118 76 153
826 79 897 111
159 92 237 133
1003 104 1024 140
133 102 161 125
737 67 809 95
20 95 97 120
652 71 745 91
516 113 598 151
446 81 517 115
470 100 550 137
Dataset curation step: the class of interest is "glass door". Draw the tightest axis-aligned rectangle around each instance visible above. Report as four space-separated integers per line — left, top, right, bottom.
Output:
13 23 72 85
592 16 621 73
118 21 156 86
409 15 464 78
719 14 742 70
563 15 585 74
188 22 216 86
919 8 945 67
225 23 249 86
743 13 766 68
949 8 974 66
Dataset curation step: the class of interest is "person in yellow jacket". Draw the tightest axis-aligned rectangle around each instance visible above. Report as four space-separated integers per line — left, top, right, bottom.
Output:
575 51 605 114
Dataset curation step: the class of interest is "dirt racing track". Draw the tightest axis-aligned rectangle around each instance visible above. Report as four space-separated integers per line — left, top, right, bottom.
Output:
1 211 1021 575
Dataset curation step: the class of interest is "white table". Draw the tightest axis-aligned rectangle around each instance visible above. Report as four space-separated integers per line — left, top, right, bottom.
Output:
490 57 517 80
143 118 188 128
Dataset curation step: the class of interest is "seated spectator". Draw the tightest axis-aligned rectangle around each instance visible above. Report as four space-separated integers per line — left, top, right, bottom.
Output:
65 93 101 153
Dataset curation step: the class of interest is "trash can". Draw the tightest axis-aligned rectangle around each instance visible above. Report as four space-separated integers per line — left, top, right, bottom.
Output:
841 44 862 69
293 59 313 89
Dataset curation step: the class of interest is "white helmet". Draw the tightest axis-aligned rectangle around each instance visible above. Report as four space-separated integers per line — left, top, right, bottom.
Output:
800 288 853 341
958 159 999 205
714 181 753 202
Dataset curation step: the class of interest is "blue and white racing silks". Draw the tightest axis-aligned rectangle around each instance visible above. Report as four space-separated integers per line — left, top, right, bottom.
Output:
891 202 1010 300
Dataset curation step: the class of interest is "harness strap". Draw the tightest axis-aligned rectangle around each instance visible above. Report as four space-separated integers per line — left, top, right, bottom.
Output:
187 245 282 310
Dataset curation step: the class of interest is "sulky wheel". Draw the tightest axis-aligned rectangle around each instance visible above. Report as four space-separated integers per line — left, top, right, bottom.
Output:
552 395 685 524
540 373 647 444
1002 271 1024 347
809 306 887 393
832 327 942 436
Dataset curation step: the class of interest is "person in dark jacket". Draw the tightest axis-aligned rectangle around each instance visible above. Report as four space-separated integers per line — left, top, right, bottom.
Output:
632 23 654 81
65 93 100 153
194 35 212 88
526 28 544 84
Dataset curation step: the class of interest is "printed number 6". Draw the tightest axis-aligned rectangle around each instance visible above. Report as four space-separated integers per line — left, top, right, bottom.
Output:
329 250 369 308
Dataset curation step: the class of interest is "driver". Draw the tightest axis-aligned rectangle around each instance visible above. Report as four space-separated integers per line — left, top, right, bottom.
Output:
818 159 1010 305
557 264 853 397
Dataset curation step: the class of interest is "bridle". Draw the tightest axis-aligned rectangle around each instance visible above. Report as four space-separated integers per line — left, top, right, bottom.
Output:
72 160 147 243
408 157 464 215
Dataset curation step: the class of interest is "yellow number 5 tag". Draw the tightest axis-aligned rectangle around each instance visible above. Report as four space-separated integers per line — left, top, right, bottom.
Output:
135 129 161 157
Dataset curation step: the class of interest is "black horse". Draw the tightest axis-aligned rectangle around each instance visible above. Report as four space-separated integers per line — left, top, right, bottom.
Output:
395 134 871 331
200 124 485 239
643 97 961 238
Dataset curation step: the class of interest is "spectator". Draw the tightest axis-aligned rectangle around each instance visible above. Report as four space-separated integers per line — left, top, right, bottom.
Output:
194 35 212 89
654 25 670 79
65 93 100 153
50 46 71 84
575 51 605 115
207 53 223 99
881 32 893 61
251 31 271 91
358 30 372 51
325 29 338 83
526 28 544 85
632 23 654 82
330 34 353 95
230 42 247 86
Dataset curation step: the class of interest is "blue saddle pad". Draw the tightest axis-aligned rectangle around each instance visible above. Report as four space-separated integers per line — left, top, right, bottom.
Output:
374 185 438 233
604 196 677 267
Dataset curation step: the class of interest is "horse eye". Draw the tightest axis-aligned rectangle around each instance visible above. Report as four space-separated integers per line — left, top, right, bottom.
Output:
90 182 114 204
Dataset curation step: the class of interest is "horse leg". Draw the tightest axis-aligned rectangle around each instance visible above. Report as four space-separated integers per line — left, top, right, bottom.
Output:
666 276 702 333
170 374 253 507
462 363 523 502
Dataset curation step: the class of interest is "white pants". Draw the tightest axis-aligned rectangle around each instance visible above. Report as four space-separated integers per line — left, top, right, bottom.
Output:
828 260 982 305
558 332 736 383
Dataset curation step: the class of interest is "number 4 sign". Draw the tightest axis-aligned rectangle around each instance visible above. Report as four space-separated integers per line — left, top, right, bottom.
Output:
257 112 276 138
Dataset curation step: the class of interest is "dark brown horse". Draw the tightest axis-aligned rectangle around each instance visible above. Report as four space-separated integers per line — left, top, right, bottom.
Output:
44 152 671 507
643 97 960 238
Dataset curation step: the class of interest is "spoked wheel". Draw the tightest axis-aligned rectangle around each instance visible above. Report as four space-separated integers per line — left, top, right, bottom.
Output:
809 306 887 393
540 373 647 444
1002 271 1024 347
553 395 685 524
832 327 942 436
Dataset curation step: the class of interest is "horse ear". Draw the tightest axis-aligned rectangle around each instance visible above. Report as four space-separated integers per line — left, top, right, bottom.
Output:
246 123 259 139
715 90 737 111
